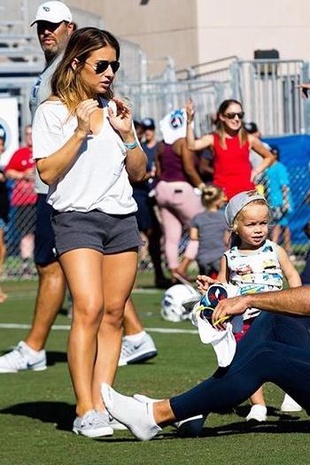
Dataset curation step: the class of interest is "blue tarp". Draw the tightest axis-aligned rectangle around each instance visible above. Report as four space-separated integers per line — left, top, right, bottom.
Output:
263 135 310 245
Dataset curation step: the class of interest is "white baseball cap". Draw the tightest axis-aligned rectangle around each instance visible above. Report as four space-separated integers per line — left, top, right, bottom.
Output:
31 1 72 26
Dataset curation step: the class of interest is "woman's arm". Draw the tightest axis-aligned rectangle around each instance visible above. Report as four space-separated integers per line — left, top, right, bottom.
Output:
36 99 99 185
109 98 147 183
185 100 213 151
249 135 273 182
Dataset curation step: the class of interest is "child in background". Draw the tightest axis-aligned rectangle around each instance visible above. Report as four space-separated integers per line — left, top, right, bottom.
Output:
189 185 229 277
197 190 301 422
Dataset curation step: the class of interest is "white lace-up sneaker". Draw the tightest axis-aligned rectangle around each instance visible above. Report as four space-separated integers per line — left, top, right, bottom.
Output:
246 404 267 422
0 341 46 373
280 394 302 412
72 410 113 438
118 333 158 366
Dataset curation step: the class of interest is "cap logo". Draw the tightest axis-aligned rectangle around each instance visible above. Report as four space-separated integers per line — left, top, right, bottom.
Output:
169 110 185 130
43 6 50 11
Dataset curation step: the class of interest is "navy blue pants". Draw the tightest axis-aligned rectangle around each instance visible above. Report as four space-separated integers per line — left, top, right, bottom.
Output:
170 312 310 420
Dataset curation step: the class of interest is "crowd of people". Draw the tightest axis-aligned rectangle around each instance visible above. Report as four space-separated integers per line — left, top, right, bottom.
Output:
0 0 309 444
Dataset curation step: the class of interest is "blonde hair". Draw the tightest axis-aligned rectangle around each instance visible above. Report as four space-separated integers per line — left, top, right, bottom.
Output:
201 184 224 209
231 199 271 247
51 27 120 114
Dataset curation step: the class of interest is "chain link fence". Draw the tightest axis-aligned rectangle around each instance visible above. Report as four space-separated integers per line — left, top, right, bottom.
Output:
3 165 308 282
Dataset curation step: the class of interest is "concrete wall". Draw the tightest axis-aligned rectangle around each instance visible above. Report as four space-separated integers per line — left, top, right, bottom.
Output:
4 0 310 71
68 0 310 71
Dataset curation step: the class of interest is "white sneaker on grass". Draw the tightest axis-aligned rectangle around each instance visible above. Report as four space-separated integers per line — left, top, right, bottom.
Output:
0 341 46 373
280 394 302 412
72 409 113 438
134 394 205 437
118 333 158 366
101 383 162 441
97 410 127 431
246 404 267 422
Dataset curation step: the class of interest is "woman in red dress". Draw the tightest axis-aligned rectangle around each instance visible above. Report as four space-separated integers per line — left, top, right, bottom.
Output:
186 99 273 200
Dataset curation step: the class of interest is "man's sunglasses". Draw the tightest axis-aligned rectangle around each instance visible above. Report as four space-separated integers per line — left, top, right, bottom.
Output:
84 60 120 74
224 111 245 120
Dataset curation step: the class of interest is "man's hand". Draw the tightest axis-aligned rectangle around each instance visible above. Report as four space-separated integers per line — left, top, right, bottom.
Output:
212 295 249 329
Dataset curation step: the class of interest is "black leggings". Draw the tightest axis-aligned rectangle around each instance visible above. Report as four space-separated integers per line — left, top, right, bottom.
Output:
171 312 310 420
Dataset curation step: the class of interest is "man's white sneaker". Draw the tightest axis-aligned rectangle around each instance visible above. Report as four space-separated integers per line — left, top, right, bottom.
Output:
280 394 302 412
134 394 205 437
246 404 267 422
72 410 113 438
97 410 127 431
0 341 46 373
101 383 162 441
118 333 158 366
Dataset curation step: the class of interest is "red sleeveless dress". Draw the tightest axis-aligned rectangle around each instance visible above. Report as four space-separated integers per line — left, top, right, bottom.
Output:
213 133 254 199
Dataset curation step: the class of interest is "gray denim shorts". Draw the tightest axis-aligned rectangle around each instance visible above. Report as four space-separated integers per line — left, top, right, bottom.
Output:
51 209 141 257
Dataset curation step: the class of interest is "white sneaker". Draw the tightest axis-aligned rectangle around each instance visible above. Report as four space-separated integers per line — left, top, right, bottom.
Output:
280 394 302 412
72 409 113 438
118 333 158 366
101 383 162 441
97 410 127 431
246 404 267 422
134 394 205 437
0 341 46 373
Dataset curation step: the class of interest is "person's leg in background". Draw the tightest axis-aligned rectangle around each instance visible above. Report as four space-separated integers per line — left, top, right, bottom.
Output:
159 205 183 281
0 224 7 302
163 182 203 282
119 297 157 366
0 195 66 373
147 208 171 288
134 187 170 288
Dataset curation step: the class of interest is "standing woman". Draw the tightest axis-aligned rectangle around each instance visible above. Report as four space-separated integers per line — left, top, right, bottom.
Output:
186 99 273 200
32 28 146 438
155 136 205 283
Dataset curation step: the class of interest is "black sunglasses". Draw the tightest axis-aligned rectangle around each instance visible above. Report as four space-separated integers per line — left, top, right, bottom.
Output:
224 111 245 120
84 60 120 74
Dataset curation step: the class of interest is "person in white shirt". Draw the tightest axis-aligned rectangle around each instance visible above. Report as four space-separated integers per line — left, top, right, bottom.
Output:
32 27 147 439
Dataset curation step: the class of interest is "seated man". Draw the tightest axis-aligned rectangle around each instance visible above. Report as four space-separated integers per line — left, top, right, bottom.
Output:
101 285 310 440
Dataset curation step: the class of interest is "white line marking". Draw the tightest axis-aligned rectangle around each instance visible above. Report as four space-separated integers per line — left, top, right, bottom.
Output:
0 323 198 335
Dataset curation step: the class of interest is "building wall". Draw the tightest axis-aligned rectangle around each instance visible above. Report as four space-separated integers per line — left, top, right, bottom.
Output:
4 0 310 70
63 0 310 72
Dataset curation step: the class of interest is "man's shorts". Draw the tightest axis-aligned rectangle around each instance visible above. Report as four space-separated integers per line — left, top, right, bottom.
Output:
51 209 141 257
34 194 57 266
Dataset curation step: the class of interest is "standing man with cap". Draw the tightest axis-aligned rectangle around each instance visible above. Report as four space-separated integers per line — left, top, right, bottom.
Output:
0 1 157 376
0 2 75 374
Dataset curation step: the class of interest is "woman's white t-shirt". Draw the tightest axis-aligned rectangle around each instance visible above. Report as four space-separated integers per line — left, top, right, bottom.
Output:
32 98 137 215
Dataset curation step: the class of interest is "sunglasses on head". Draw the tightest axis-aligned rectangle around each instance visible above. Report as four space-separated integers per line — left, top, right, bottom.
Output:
224 111 245 120
84 60 120 74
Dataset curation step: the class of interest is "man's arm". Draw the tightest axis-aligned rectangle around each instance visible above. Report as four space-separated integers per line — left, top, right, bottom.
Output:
212 286 310 327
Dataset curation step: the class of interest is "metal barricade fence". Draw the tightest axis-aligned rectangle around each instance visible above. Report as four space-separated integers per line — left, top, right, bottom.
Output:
1 165 309 284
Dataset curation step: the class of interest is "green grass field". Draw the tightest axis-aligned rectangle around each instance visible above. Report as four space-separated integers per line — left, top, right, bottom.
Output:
0 276 309 465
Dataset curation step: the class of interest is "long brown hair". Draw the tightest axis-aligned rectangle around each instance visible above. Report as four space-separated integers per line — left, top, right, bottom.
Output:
216 99 248 149
51 27 120 114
